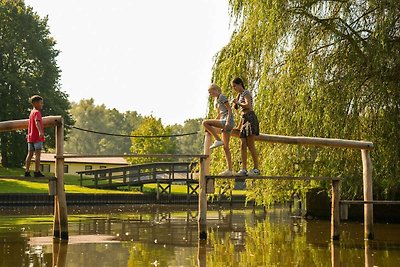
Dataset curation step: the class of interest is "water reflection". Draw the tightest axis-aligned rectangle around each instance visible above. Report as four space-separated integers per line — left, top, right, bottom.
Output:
52 241 68 267
0 205 399 266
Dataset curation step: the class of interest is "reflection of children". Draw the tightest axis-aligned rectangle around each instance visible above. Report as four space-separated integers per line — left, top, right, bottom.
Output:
24 95 45 177
231 77 260 176
202 84 235 176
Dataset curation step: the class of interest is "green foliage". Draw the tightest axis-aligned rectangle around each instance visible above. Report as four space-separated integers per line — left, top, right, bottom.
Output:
169 118 204 155
64 98 143 154
0 0 72 167
211 0 400 202
128 116 177 164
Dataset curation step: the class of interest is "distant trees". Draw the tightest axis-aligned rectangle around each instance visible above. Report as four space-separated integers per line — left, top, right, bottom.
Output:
64 99 143 155
0 1 72 167
211 0 400 202
65 99 204 162
128 116 177 164
170 118 204 155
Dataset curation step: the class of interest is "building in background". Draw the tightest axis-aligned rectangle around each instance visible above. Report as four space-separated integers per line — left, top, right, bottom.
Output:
32 153 129 175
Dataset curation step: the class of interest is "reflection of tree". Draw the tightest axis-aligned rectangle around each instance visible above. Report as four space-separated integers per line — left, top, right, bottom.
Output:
206 217 400 266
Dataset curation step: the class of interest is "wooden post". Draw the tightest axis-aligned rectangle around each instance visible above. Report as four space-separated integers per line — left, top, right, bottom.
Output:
331 179 340 240
198 133 212 240
198 157 207 240
54 120 68 240
361 149 374 240
203 133 212 176
94 173 98 188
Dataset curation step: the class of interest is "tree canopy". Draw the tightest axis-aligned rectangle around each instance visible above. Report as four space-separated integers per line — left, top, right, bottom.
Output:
64 98 143 155
128 116 177 165
0 0 72 167
211 0 400 202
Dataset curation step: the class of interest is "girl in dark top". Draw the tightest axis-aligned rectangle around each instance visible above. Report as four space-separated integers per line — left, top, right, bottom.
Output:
231 77 260 176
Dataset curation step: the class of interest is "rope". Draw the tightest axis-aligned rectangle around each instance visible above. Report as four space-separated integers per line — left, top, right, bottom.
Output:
66 125 199 138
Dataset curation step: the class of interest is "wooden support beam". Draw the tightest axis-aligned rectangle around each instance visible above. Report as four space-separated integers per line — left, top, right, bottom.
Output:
340 200 400 205
56 154 208 159
206 175 341 181
230 130 374 150
331 180 340 240
54 120 68 240
198 133 211 240
361 149 374 240
0 116 62 132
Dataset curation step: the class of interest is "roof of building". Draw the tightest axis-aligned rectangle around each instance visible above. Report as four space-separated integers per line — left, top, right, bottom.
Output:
40 153 129 165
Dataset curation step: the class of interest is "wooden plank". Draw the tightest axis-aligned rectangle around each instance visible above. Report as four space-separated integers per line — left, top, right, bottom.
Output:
0 116 62 132
230 129 374 150
205 175 341 181
198 158 207 240
0 176 56 180
340 200 400 205
58 154 208 159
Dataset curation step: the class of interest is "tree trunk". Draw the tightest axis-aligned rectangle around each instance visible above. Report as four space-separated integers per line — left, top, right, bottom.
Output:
0 134 9 167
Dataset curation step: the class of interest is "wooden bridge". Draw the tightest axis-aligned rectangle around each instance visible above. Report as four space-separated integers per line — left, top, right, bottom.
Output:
76 161 199 200
0 115 394 243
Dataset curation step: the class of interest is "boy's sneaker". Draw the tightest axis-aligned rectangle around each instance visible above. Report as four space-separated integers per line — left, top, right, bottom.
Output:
237 169 248 176
34 171 45 178
248 168 261 176
218 169 234 176
210 140 224 149
24 171 31 177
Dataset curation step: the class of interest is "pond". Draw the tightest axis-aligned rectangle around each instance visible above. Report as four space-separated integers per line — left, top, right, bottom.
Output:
0 205 399 266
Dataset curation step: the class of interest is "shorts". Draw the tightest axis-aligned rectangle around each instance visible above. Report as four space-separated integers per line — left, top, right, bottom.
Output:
239 111 259 138
28 142 43 151
221 116 234 132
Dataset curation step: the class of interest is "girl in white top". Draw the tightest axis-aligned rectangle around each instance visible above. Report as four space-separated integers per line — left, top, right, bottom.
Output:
203 84 234 176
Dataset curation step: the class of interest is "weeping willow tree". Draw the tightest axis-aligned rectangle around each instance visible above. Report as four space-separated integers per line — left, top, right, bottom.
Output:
210 0 400 204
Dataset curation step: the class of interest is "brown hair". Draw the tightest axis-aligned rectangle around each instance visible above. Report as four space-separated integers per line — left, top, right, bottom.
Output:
232 77 246 90
30 95 43 104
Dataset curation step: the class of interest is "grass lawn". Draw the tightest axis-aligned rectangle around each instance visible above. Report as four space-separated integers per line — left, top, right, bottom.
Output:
0 166 246 196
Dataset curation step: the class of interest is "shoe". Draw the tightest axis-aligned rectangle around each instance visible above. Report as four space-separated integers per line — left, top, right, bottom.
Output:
248 168 261 176
237 169 248 176
218 169 234 176
34 171 45 177
24 171 31 177
210 140 224 149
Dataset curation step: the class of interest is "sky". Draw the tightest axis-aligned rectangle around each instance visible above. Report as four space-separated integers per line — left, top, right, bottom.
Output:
24 0 233 125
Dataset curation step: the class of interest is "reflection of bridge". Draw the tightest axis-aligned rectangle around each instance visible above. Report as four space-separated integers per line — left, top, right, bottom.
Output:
77 162 199 200
74 208 267 248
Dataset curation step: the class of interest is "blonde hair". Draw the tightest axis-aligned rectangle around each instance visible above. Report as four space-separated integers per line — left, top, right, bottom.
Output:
208 84 222 93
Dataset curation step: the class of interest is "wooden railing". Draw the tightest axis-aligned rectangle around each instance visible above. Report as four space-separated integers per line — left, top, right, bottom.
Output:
198 130 375 240
0 116 69 240
76 161 198 188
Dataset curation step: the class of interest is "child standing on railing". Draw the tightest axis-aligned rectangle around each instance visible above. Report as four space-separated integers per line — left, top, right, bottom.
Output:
24 95 45 177
203 84 234 176
231 77 260 176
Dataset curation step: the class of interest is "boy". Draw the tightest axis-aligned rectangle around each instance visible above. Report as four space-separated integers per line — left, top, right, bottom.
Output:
24 95 45 177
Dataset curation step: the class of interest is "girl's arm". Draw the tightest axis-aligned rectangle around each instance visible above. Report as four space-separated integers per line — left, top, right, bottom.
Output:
234 94 252 110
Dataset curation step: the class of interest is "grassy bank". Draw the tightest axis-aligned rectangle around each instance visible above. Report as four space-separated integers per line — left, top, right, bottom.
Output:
0 167 246 196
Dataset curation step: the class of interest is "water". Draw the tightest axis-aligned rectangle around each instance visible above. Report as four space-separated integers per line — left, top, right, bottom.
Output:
0 205 399 266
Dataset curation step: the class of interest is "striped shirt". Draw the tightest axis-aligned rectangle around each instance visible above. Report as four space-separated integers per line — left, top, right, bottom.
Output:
238 90 253 112
214 93 229 118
